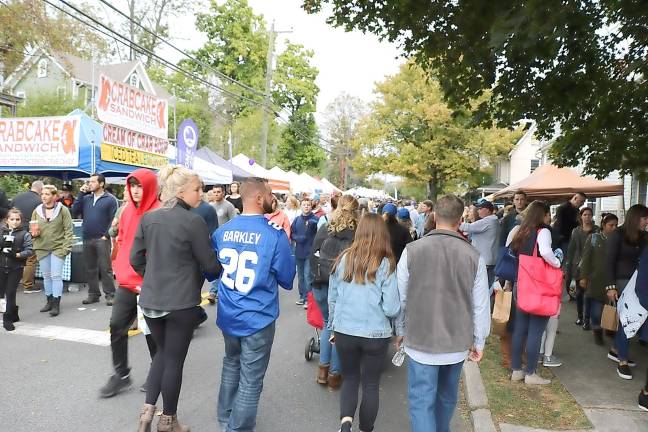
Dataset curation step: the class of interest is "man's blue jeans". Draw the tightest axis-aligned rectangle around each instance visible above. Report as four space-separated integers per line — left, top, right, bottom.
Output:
408 358 464 432
311 285 340 373
295 258 312 302
218 322 275 432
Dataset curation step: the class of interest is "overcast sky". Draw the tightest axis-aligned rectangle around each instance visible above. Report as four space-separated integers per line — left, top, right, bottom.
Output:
160 0 404 122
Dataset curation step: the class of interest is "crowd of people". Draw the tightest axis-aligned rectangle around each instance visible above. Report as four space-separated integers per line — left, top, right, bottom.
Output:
2 169 648 430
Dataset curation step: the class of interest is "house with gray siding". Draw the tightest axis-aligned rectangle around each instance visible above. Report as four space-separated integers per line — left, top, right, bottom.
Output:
3 48 172 110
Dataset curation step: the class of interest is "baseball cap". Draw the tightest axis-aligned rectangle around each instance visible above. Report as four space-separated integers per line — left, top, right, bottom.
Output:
397 208 411 220
474 198 494 211
382 203 397 216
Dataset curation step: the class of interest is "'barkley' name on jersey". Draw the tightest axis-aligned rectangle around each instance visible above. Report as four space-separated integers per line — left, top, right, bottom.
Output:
222 230 262 245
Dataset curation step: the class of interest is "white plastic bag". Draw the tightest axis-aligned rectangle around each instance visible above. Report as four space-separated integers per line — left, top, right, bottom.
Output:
618 271 648 339
136 295 150 336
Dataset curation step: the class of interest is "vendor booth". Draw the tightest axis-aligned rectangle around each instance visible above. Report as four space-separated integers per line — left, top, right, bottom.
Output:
344 187 393 200
0 110 168 178
493 164 624 203
195 148 253 181
0 109 173 288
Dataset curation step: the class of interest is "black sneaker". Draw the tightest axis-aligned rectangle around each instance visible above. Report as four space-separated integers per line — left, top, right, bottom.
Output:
582 321 591 331
105 296 114 306
617 364 633 380
607 351 636 367
99 374 132 398
82 296 100 305
338 421 352 432
639 390 648 412
140 381 148 393
575 318 583 325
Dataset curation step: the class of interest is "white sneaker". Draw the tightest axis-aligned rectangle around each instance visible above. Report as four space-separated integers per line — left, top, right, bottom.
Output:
525 373 551 385
511 370 525 381
543 355 563 367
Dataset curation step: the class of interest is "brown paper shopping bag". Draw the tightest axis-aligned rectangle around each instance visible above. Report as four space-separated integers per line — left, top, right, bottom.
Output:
601 303 619 332
491 290 512 336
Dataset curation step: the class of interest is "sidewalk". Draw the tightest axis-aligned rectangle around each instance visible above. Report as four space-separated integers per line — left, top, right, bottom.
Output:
542 301 648 431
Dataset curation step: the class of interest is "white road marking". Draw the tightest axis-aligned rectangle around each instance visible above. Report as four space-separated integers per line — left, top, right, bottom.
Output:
7 323 110 346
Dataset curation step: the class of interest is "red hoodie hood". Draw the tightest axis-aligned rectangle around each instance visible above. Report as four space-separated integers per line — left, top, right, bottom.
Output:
114 169 160 291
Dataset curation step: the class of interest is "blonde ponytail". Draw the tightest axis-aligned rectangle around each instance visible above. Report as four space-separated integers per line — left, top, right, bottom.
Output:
158 165 200 206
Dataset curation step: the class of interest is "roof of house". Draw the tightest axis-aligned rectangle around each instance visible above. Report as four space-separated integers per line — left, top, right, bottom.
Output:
5 49 171 101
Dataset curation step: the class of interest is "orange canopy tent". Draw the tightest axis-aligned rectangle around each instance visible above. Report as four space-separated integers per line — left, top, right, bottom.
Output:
493 164 623 202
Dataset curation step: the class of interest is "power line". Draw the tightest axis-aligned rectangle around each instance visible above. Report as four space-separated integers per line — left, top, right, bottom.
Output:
45 0 267 109
96 0 270 101
42 0 337 157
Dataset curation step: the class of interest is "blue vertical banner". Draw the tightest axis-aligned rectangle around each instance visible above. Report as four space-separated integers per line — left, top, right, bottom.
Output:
176 119 199 169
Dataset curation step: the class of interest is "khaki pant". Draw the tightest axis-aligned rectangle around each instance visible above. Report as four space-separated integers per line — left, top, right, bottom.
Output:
22 254 38 290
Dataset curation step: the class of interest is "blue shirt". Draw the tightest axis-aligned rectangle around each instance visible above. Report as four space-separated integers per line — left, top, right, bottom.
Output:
213 214 296 337
290 212 319 259
71 191 118 239
328 256 400 339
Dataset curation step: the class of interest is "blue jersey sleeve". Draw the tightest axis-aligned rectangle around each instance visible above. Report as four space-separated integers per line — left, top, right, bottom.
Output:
273 230 296 290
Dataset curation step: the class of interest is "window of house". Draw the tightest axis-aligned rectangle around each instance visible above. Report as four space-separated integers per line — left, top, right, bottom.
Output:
37 59 48 78
530 159 540 172
15 91 26 102
129 73 139 88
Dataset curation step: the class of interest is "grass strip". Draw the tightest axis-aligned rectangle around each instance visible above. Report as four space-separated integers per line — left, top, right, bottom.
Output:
480 335 592 430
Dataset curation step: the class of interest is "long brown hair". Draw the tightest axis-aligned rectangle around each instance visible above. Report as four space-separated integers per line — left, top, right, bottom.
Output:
510 200 550 253
333 213 396 283
622 204 648 243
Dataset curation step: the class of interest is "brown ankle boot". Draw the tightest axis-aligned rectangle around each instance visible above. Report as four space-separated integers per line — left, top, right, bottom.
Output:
157 414 189 432
137 404 155 432
500 334 512 369
327 372 342 390
317 365 329 384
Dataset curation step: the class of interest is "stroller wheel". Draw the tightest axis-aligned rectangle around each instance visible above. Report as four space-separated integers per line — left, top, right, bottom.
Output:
305 337 316 361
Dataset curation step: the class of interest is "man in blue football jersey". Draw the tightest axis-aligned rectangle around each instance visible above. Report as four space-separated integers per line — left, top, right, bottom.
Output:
213 177 296 432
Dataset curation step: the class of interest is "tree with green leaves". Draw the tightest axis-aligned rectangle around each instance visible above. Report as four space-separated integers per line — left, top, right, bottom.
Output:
16 92 86 117
322 93 366 189
303 0 648 178
272 42 325 172
0 0 107 76
352 63 520 201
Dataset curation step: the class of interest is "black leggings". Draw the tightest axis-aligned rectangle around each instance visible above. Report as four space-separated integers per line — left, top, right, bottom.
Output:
335 332 390 432
0 268 22 321
144 307 200 415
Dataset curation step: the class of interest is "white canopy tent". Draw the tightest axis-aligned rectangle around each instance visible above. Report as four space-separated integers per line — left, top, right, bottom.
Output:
192 156 233 185
344 187 393 200
320 178 341 194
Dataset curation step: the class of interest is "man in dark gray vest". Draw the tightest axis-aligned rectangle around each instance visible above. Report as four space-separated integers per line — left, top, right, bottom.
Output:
395 194 490 432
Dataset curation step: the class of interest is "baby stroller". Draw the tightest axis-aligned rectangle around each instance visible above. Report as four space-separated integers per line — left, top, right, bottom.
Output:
304 291 323 361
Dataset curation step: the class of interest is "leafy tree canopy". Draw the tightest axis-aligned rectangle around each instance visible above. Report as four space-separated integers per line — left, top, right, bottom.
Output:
0 0 108 74
304 0 648 177
352 62 520 201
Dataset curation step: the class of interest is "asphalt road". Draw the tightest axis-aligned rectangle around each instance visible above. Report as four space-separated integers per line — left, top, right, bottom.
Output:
0 284 470 432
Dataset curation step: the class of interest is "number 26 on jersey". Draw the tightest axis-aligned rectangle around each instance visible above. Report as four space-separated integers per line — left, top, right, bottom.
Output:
219 248 259 294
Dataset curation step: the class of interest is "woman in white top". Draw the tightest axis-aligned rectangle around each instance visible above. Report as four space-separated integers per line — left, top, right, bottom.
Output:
508 201 561 385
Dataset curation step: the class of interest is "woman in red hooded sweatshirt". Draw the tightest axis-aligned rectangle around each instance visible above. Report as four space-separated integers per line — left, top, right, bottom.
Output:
99 168 160 399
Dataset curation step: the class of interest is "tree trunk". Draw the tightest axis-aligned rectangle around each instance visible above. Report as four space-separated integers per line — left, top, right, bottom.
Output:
428 169 439 202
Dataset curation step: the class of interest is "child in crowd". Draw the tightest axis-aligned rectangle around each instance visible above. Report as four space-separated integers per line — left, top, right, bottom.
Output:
1 208 34 331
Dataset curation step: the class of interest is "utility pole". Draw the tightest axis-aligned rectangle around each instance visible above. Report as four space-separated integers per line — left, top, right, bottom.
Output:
259 20 275 169
259 21 292 168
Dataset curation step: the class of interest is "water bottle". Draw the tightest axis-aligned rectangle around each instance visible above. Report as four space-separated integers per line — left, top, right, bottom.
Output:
392 346 406 367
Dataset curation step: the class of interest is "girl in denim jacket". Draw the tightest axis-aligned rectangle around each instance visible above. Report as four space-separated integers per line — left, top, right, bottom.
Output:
329 213 401 432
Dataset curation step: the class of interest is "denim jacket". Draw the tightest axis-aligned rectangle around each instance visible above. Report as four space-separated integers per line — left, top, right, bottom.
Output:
328 255 400 338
